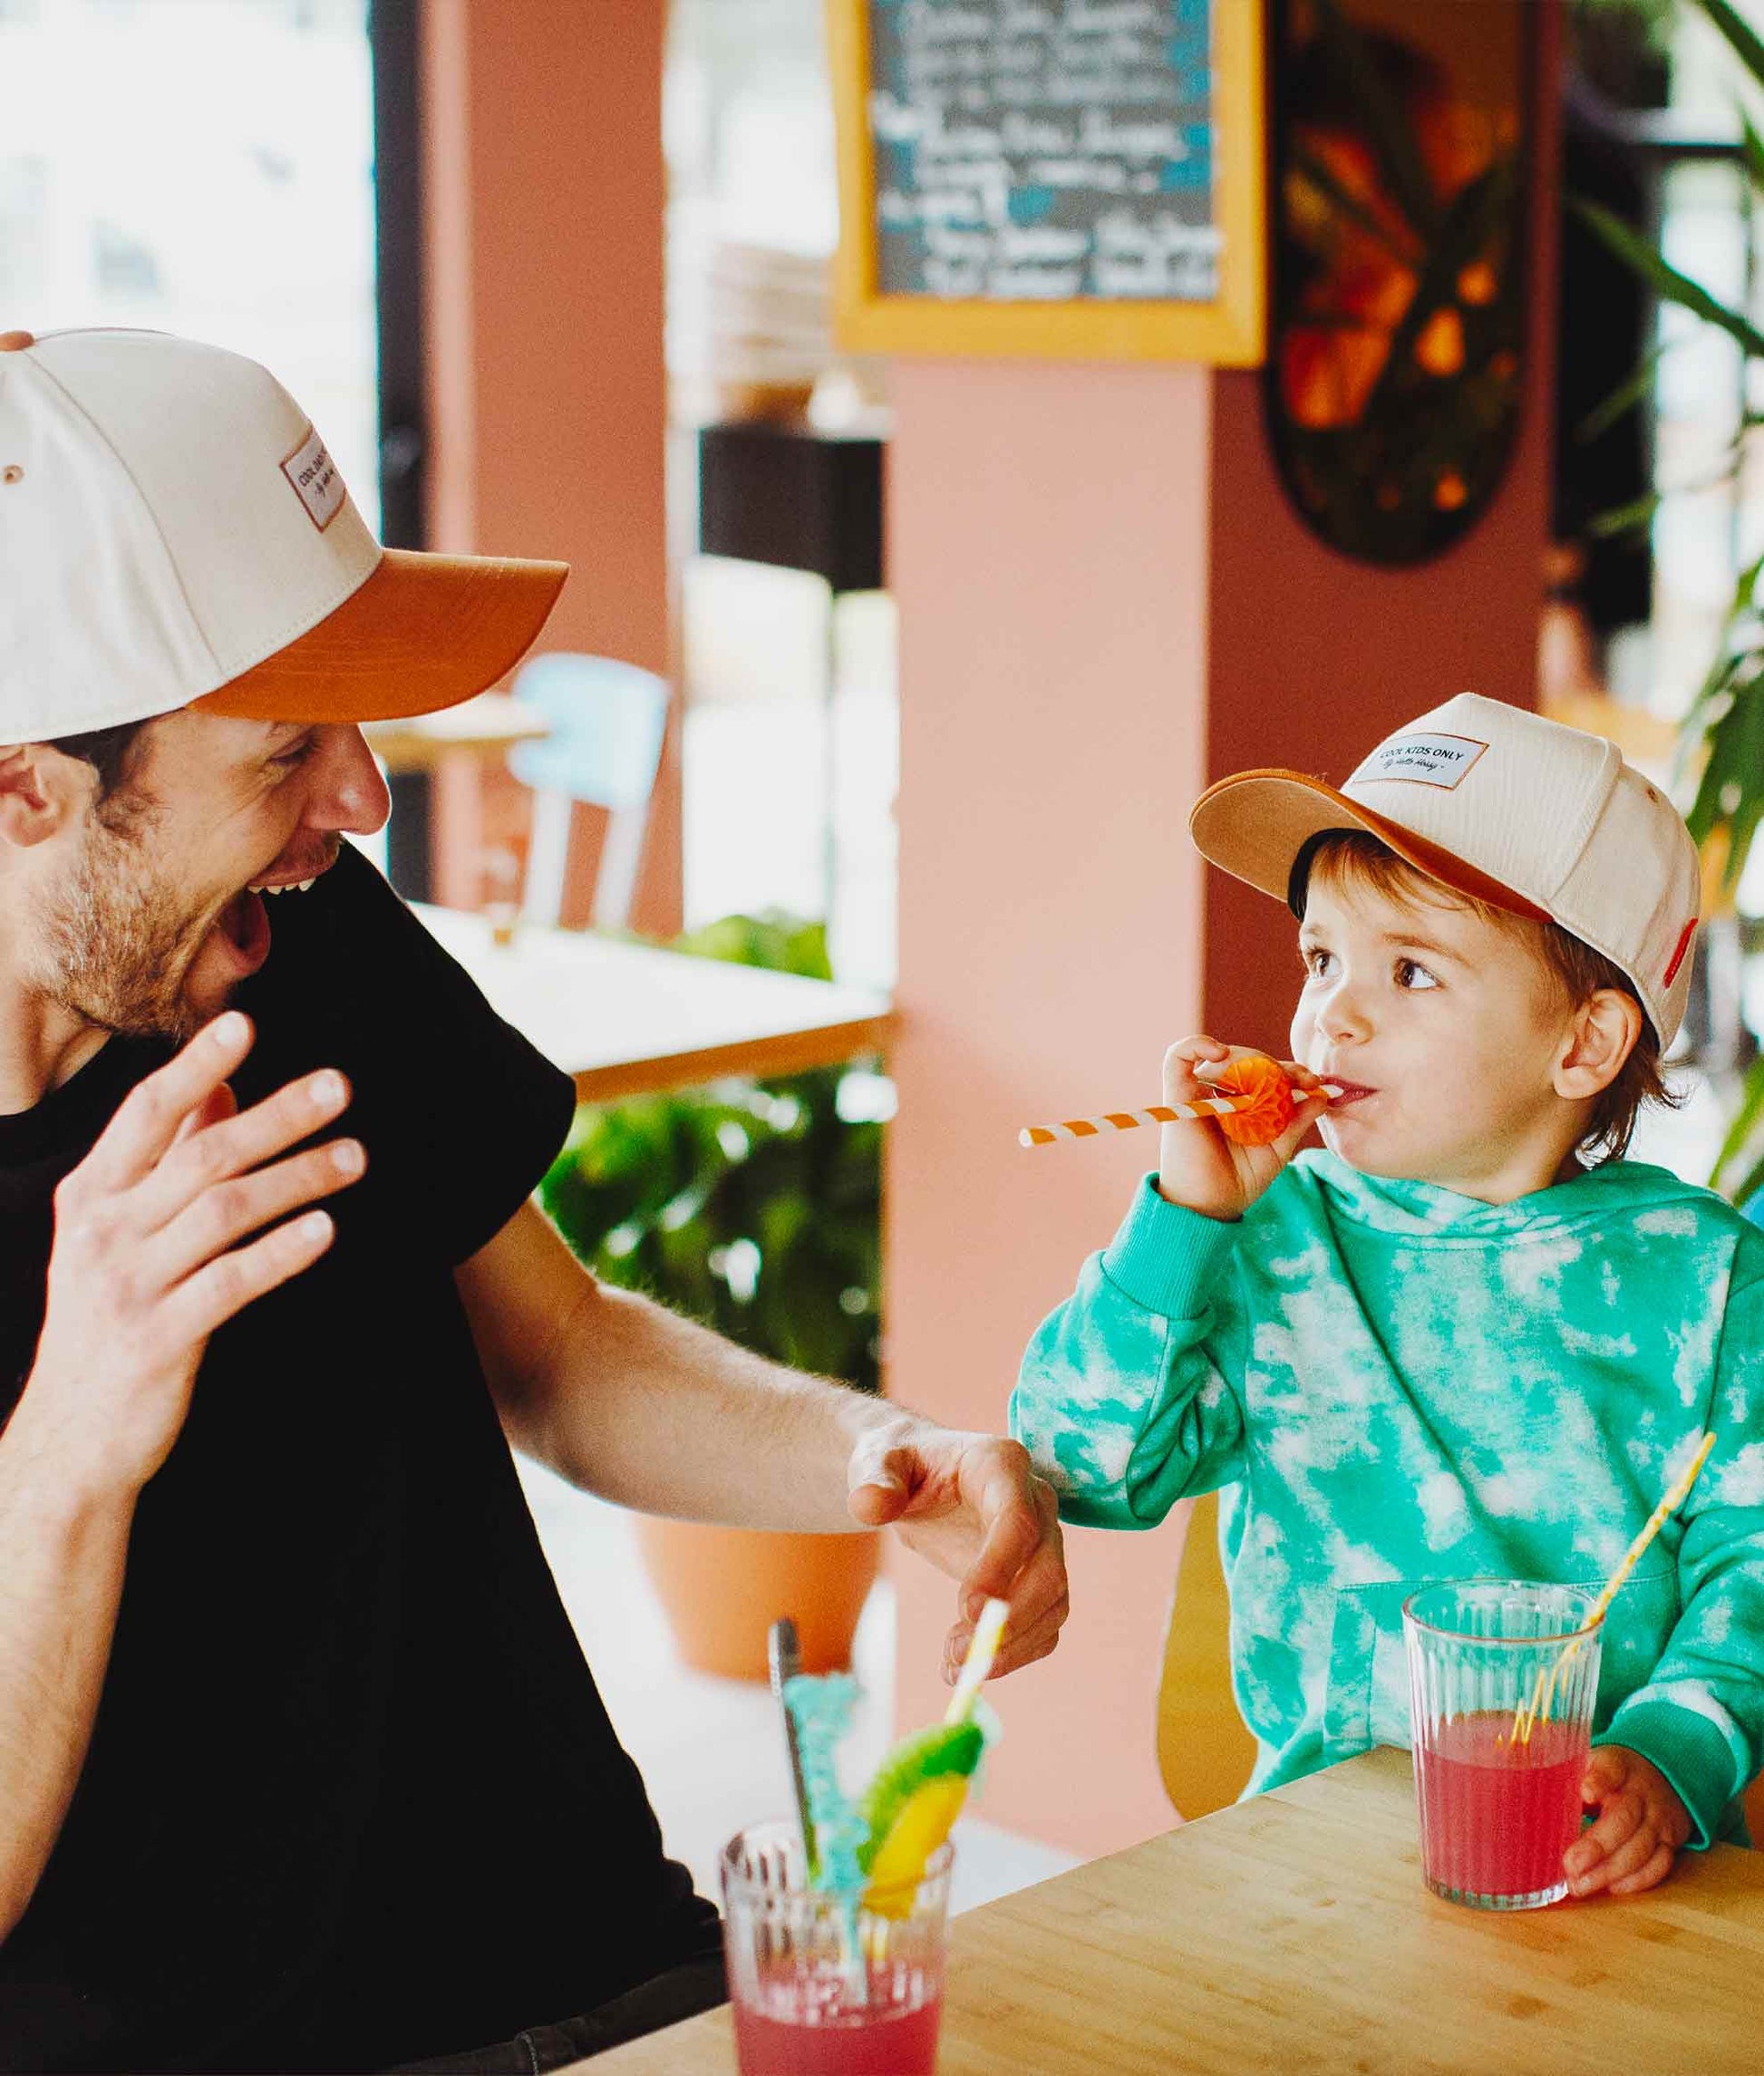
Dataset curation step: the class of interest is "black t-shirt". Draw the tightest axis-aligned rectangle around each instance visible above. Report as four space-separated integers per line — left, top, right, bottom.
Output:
0 849 714 2074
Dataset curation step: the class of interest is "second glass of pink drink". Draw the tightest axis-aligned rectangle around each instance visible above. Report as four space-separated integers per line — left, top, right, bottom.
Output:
721 1821 952 2074
1403 1581 1602 1910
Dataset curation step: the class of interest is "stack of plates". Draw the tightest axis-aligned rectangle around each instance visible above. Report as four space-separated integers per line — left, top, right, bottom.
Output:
706 241 832 423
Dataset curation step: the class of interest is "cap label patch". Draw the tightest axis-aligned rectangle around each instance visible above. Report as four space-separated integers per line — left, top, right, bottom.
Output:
280 423 345 532
1351 732 1488 791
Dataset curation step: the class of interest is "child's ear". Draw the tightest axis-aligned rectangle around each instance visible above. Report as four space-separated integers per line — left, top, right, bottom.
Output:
1553 987 1643 1101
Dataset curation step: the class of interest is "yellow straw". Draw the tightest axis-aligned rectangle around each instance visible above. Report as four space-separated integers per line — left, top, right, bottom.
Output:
1511 1431 1717 1744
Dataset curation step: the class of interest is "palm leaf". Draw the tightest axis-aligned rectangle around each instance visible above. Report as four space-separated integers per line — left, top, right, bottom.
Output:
1586 490 1662 538
1741 107 1764 193
1573 199 1764 360
1575 339 1676 443
1697 0 1764 97
1711 1053 1764 1197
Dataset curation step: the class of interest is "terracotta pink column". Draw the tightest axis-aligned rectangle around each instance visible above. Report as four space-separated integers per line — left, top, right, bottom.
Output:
886 12 1561 1857
421 0 680 935
887 362 1215 1856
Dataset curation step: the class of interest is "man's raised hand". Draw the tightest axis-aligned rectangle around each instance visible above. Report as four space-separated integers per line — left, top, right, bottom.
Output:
16 1011 363 1497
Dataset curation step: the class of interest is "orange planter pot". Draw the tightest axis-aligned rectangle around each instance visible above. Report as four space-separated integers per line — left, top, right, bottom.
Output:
635 1516 882 1681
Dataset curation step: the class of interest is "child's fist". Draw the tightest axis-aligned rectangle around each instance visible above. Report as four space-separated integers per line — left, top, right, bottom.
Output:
1157 1036 1328 1224
1564 1744 1691 1898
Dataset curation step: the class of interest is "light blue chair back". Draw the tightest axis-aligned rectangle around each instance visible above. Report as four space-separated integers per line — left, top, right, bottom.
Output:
507 653 670 930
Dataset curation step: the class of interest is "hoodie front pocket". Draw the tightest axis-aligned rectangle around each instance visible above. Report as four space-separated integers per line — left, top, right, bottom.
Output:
1323 1579 1427 1761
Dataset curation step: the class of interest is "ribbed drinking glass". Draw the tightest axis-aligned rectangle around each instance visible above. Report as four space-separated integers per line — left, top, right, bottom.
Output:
1403 1580 1601 1910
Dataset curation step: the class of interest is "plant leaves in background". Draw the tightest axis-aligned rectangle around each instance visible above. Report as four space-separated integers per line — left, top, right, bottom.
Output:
539 912 884 1394
1573 197 1764 359
1698 0 1764 96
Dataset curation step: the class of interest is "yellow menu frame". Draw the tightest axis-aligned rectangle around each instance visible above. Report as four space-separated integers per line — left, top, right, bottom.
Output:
829 0 1266 365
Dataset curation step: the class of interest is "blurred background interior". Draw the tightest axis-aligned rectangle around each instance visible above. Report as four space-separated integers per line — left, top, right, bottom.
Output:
6 0 1764 1897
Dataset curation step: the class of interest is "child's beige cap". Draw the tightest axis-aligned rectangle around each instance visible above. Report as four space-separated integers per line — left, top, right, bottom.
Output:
1189 692 1701 1045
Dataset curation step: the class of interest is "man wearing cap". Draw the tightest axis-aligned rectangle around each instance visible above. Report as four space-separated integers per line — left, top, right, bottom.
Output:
0 329 1067 2073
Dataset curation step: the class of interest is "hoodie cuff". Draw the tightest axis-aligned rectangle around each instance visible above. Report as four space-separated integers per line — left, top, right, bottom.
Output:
1596 1698 1740 1852
1100 1173 1242 1321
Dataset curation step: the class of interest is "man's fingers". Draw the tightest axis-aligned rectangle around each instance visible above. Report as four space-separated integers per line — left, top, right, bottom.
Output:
958 1452 1052 1610
148 1138 364 1279
85 1012 256 1188
949 1593 1069 1682
848 1478 909 1527
1607 1842 1676 1897
137 1069 352 1233
847 1431 915 1499
174 1082 239 1143
160 1209 337 1344
963 1491 1064 1630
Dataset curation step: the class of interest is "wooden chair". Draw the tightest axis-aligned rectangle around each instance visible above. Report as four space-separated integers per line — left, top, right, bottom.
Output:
1157 1491 1257 1822
507 653 670 932
1160 1489 1764 1847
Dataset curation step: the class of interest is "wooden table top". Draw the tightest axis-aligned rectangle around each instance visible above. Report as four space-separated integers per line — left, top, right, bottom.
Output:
413 904 895 1102
586 1747 1764 2075
363 694 549 774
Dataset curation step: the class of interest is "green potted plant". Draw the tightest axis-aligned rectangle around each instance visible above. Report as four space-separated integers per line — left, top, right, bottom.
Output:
539 911 887 1676
1574 0 1764 1203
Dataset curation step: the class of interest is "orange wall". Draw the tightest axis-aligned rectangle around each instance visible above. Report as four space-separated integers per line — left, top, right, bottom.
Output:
887 14 1562 1858
422 0 680 933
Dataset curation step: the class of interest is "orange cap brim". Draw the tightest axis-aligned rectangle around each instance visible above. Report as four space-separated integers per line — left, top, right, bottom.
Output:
1189 768 1551 924
189 548 570 724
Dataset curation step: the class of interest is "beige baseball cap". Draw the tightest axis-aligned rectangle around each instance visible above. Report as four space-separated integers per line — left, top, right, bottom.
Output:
0 325 568 736
1189 692 1702 1044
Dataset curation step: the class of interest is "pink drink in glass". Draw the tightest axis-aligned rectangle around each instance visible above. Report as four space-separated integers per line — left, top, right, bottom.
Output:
722 1822 952 2076
1404 1581 1601 1910
731 1959 942 2075
1412 1712 1590 1902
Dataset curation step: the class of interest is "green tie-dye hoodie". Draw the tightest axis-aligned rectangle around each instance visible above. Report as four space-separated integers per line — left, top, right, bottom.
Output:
1011 1150 1764 1848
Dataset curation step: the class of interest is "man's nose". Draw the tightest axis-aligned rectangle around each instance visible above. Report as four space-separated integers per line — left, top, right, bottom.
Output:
310 725 392 838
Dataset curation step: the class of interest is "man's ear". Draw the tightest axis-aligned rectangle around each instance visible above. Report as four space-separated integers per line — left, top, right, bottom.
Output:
0 744 83 848
1554 986 1643 1102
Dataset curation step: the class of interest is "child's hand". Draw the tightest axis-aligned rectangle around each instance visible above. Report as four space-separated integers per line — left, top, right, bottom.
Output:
1564 1745 1691 1898
1158 1035 1329 1222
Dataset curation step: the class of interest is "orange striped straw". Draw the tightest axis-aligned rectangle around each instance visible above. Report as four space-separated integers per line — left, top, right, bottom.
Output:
1020 1086 1341 1149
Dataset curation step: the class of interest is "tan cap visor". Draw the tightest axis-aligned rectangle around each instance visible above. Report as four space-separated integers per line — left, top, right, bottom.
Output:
190 548 570 725
1189 768 1552 925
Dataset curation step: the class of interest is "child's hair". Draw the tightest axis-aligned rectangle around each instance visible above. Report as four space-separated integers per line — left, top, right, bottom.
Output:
1297 830 1680 1165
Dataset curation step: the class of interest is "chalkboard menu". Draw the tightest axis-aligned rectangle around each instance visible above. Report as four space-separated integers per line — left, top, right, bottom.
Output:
870 0 1219 304
830 0 1265 363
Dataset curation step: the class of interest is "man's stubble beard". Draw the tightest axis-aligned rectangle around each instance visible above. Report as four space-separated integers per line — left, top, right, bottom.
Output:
31 794 219 1045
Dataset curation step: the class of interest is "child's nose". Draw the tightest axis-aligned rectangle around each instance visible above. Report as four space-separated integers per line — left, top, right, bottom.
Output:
1320 980 1372 1044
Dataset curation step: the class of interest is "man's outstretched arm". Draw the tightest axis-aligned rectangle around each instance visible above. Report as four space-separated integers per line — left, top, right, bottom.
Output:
457 1201 1069 1682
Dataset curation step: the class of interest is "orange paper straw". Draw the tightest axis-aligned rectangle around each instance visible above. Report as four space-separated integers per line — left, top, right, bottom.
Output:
1512 1431 1717 1744
1020 1084 1341 1149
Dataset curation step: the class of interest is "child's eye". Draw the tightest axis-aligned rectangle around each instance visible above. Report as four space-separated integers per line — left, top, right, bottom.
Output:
1395 957 1439 991
1303 946 1333 978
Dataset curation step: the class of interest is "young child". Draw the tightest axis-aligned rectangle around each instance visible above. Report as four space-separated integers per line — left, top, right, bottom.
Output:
1012 693 1764 1899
